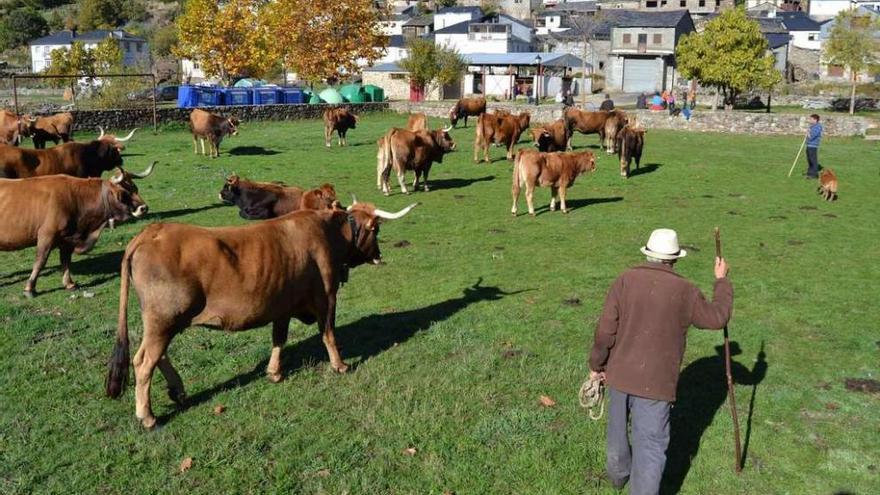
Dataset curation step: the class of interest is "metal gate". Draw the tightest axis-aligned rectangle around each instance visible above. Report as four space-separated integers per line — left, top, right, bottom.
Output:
622 58 660 94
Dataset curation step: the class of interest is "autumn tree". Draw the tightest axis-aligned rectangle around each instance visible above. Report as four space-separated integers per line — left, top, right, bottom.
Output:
824 9 880 114
677 8 780 111
399 38 466 98
267 0 387 85
174 0 277 85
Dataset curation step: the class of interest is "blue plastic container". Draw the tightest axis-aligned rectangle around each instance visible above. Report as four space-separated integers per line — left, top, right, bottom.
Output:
177 85 198 108
281 88 305 104
224 87 253 106
196 86 222 106
253 87 282 105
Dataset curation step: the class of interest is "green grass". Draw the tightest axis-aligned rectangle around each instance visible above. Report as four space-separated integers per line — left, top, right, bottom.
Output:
1 113 878 494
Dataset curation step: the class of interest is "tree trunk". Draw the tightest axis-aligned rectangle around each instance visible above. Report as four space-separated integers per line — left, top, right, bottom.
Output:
850 73 857 115
712 89 719 113
581 38 589 106
767 91 771 113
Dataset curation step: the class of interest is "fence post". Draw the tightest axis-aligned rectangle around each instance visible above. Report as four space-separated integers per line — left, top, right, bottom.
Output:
150 73 157 132
12 75 18 115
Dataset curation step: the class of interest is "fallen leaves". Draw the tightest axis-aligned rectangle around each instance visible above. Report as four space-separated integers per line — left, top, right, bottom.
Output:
539 395 557 408
179 457 193 474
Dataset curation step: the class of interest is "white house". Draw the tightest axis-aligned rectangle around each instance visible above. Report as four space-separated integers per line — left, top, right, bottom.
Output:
434 6 483 31
809 0 880 21
534 2 598 36
434 12 535 54
776 11 823 50
28 30 149 73
819 5 880 80
379 5 417 36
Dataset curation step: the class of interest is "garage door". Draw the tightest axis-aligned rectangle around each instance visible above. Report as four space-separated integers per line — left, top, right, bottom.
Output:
623 58 660 93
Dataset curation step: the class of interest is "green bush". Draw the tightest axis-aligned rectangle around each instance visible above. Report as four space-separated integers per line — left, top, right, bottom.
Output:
0 8 49 51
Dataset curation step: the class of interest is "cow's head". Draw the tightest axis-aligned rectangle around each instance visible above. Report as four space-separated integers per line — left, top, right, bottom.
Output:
17 114 36 139
531 127 553 151
219 174 242 204
226 117 240 136
518 112 531 130
448 105 459 127
92 139 125 171
302 183 341 210
345 197 419 266
577 151 597 175
97 126 137 151
431 126 456 155
106 162 156 223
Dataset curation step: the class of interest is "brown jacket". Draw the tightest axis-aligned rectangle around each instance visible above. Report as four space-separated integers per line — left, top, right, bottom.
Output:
589 263 733 402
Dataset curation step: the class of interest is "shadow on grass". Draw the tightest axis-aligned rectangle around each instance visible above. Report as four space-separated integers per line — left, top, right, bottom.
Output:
228 146 281 156
629 163 662 178
426 175 496 191
661 341 767 495
157 279 523 425
150 203 226 220
530 196 623 216
1 250 124 290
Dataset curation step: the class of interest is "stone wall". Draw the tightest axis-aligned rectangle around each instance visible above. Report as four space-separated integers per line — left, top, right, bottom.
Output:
44 102 389 131
388 101 875 136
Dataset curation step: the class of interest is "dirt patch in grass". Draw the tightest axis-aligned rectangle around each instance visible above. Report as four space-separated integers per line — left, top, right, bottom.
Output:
787 240 805 246
487 228 506 234
393 240 412 248
799 205 818 211
768 215 788 220
844 378 880 394
823 213 838 218
562 297 582 306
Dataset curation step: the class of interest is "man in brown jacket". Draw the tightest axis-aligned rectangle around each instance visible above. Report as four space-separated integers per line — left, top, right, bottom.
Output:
588 228 732 495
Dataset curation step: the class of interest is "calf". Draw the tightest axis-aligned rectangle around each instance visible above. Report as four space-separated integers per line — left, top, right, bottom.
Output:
190 109 239 158
817 169 838 201
220 175 339 219
377 126 456 195
511 149 596 216
603 110 628 154
474 111 530 163
31 112 75 149
449 97 487 128
406 112 428 131
616 123 646 178
529 119 569 152
0 163 154 296
324 108 358 147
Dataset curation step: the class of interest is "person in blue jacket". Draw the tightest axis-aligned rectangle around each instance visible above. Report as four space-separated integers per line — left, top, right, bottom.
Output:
805 114 823 179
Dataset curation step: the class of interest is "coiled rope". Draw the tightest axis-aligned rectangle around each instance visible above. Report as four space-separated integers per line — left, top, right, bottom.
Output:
578 374 606 421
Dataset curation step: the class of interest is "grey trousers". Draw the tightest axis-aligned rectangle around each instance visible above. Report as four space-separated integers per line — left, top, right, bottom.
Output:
606 387 671 495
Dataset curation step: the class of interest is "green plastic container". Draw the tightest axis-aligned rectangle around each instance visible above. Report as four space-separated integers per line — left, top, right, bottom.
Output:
339 84 367 103
308 93 322 104
363 85 384 102
318 87 344 104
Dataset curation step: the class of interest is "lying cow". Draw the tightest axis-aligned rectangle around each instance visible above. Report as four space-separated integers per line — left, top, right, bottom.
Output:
603 110 628 154
817 169 838 201
190 109 239 158
563 107 615 150
105 199 419 428
376 126 456 195
0 163 154 297
449 97 487 128
407 112 428 131
323 108 358 147
529 119 569 152
97 126 137 151
474 111 530 163
0 140 123 178
0 110 34 146
511 149 596 216
219 174 340 219
31 112 75 149
617 123 646 178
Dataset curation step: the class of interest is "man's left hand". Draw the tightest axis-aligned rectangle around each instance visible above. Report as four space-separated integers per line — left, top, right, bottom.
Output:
589 370 606 383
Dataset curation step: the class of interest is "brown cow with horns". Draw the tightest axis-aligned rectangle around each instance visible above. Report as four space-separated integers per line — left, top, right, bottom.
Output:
0 162 154 296
0 140 123 178
105 199 419 429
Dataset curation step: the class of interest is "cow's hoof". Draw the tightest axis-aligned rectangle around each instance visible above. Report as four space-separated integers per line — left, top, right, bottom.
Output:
333 363 349 374
423 187 429 192
562 209 570 214
325 144 331 148
529 212 536 217
403 191 411 196
168 388 187 405
64 283 78 291
23 289 35 299
267 371 283 383
141 416 158 430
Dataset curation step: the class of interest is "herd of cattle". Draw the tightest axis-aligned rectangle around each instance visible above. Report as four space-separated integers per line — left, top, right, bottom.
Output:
0 98 646 428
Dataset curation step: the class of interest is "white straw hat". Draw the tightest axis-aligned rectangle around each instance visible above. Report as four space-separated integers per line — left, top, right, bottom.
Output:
640 228 687 260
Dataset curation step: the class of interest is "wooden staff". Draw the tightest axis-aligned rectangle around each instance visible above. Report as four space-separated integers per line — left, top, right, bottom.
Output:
715 227 743 473
788 137 806 178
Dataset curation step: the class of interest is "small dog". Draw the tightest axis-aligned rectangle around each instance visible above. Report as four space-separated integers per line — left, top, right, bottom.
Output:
817 169 838 201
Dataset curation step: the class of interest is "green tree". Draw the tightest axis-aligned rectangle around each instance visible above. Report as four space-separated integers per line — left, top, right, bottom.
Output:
150 23 177 58
48 9 65 31
0 7 49 51
435 0 458 7
122 0 149 23
824 9 880 114
77 0 124 31
399 38 466 97
677 8 780 111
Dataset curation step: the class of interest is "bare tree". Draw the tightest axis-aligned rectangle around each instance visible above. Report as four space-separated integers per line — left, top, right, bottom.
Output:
554 9 607 106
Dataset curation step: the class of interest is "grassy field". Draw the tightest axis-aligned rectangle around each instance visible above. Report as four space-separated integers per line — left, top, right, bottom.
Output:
1 112 878 494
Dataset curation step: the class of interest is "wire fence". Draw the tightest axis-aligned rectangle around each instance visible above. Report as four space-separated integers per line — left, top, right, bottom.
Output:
0 73 160 126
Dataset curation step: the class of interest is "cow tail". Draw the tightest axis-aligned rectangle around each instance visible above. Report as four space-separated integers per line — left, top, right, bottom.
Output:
105 239 136 398
512 150 524 191
384 130 396 179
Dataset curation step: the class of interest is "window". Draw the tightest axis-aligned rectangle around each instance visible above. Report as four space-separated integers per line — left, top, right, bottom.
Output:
623 33 632 44
638 33 647 52
680 0 686 5
661 0 667 5
808 33 818 41
653 34 662 44
646 0 658 7
698 0 705 6
599 61 605 70
715 0 720 5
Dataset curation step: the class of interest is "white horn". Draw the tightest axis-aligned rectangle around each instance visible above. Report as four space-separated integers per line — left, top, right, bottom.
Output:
110 172 124 184
346 193 358 212
131 161 157 179
97 126 105 139
117 128 138 142
442 125 453 133
373 202 419 220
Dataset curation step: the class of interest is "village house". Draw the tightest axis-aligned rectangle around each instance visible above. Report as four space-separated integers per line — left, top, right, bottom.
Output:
28 30 149 73
433 7 535 54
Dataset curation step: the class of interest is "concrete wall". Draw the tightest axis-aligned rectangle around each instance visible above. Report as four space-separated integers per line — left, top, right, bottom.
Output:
388 101 875 136
611 27 677 53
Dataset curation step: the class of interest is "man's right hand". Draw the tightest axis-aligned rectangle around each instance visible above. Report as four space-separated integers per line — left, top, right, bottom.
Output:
715 257 729 279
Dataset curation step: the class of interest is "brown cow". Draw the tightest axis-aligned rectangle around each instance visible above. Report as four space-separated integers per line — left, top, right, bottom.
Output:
376 126 456 195
0 140 124 178
406 112 428 131
511 149 597 216
603 110 628 154
219 174 340 219
31 112 75 149
449 97 487 128
0 163 154 296
0 110 35 146
817 169 838 201
529 119 569 152
97 126 138 151
323 108 359 147
190 109 239 158
474 111 530 162
617 123 645 178
105 199 419 428
563 107 614 150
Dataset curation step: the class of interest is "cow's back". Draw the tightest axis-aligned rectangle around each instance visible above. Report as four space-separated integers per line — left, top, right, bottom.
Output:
0 176 81 249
